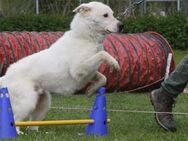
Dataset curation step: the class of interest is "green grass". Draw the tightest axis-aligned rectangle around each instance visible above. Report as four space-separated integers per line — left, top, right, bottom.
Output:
173 50 188 64
4 50 188 141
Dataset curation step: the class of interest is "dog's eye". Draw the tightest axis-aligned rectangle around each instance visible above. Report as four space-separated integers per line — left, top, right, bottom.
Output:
103 13 108 18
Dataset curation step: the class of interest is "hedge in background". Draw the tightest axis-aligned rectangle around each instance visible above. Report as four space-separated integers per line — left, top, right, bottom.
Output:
0 15 72 31
123 13 188 50
0 13 188 50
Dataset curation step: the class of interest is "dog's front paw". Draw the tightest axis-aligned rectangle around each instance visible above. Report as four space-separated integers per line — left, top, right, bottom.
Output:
113 60 120 71
109 59 120 72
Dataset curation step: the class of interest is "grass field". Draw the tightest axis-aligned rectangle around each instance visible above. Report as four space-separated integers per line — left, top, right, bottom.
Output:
4 50 188 141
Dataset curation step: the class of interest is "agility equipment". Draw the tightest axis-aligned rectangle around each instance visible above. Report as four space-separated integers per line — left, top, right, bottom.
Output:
165 53 173 80
0 87 109 138
15 119 111 127
86 87 108 136
0 32 175 92
0 87 17 139
101 32 175 92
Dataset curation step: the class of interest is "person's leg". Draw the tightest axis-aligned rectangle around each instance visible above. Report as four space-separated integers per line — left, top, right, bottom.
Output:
161 55 188 97
150 54 188 132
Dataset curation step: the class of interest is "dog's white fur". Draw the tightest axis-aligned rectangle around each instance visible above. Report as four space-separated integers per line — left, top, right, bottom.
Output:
0 2 121 132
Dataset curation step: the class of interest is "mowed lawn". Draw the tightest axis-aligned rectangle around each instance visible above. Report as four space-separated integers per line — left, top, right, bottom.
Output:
7 50 188 141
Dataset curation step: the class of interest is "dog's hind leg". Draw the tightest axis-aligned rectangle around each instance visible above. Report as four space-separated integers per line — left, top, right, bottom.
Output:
8 82 39 134
27 92 51 131
86 72 106 96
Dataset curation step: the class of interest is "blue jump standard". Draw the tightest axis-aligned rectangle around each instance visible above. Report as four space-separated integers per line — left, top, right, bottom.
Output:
86 87 108 136
0 87 17 139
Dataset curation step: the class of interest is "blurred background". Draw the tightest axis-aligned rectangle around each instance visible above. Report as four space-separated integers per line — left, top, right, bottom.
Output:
0 0 187 18
0 0 188 50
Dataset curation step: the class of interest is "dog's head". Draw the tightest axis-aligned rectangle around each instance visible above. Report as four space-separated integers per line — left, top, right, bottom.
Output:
71 2 123 35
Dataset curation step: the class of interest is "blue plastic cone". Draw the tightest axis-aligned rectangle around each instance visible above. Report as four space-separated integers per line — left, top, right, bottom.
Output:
0 87 17 139
86 87 108 136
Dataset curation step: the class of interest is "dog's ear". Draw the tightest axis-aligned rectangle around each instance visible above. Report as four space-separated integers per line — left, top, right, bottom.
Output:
73 4 91 15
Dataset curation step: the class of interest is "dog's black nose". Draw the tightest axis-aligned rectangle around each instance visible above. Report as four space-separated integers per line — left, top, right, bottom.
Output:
117 22 124 32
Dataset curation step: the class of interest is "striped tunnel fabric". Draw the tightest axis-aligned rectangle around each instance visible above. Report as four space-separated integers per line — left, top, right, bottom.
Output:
0 32 175 92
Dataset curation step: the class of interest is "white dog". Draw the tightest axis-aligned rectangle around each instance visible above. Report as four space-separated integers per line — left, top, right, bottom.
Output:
0 1 122 132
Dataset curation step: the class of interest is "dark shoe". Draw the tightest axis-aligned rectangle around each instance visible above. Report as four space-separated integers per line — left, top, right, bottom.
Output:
150 89 177 132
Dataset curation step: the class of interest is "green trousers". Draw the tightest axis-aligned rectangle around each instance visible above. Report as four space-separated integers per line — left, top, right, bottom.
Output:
160 55 188 97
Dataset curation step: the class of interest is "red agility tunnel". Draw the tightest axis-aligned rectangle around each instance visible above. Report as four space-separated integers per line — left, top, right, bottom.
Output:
0 32 175 92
